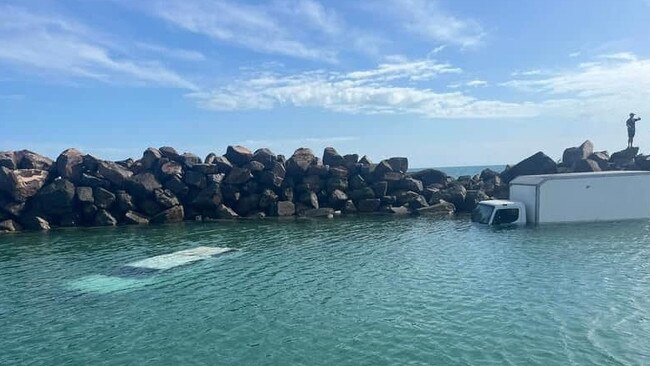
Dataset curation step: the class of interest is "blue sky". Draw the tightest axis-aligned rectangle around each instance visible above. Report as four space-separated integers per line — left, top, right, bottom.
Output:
1 0 650 167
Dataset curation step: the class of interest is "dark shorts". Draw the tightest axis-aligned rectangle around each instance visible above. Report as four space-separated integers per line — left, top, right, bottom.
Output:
628 126 636 138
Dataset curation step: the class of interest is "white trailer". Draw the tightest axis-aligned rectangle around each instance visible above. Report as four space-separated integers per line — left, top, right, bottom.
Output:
474 171 650 225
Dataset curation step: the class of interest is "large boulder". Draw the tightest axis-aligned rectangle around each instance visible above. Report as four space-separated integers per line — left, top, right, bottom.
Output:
159 146 181 161
225 145 253 166
500 152 557 183
124 211 149 225
610 147 639 169
0 151 17 170
588 152 610 170
216 204 239 219
159 160 183 177
573 159 601 173
0 219 21 232
150 205 185 224
252 148 276 168
440 184 467 210
387 157 408 173
259 162 286 188
224 167 252 185
97 161 133 187
141 148 162 170
192 185 223 209
410 169 448 186
154 189 179 208
33 178 76 217
94 209 118 226
272 201 295 216
212 156 233 174
400 177 423 193
0 167 49 202
93 187 116 209
56 148 85 182
20 215 50 231
75 186 94 204
562 140 593 167
180 152 202 168
17 150 53 170
286 148 316 175
125 173 162 199
323 147 344 166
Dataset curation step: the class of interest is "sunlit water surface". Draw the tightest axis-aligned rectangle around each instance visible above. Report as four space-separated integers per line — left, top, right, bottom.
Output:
1 216 649 365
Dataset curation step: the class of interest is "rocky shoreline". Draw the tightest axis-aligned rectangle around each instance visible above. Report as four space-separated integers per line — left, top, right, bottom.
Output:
0 140 645 233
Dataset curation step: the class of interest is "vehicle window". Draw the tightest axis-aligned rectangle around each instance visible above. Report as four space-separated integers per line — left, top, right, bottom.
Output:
492 208 519 225
471 204 494 224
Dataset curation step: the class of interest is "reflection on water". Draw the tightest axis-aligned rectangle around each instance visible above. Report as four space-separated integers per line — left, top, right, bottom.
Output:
1 216 649 365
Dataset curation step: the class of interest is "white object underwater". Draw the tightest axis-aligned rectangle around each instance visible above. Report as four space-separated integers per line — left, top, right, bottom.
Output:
68 246 236 294
124 246 236 271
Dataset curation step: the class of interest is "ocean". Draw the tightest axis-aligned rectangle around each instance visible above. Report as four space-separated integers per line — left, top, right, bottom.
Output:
1 166 648 366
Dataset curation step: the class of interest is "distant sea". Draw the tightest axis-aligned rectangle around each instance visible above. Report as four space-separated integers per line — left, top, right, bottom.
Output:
410 164 506 178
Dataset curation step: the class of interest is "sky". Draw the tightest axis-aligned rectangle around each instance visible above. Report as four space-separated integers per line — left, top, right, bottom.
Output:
1 0 650 168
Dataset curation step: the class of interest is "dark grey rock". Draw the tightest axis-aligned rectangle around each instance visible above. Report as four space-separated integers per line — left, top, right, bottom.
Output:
125 173 162 199
323 147 344 166
97 160 133 187
562 140 593 167
225 145 253 166
410 169 448 186
75 186 94 204
56 148 85 182
151 205 184 223
17 150 53 170
93 187 116 209
224 167 252 185
500 152 557 183
272 201 295 216
286 148 316 175
94 209 117 226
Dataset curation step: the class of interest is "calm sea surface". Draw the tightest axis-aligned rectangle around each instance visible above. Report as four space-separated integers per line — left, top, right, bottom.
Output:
1 165 649 366
1 216 649 365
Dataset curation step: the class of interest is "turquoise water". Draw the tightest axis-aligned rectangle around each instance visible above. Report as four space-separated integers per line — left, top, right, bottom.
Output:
1 216 649 365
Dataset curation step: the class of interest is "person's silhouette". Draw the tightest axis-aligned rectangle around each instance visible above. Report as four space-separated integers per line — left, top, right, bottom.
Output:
627 113 642 148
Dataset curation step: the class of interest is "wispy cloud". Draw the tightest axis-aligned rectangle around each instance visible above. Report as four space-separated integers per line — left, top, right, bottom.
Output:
0 5 198 90
503 52 650 120
145 0 339 63
189 59 536 119
598 52 637 61
379 0 485 47
466 79 488 87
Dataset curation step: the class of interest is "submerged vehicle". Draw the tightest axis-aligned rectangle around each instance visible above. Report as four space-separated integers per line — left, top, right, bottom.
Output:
473 171 650 225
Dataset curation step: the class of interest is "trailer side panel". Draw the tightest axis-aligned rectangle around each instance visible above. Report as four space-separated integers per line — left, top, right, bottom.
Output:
538 174 650 223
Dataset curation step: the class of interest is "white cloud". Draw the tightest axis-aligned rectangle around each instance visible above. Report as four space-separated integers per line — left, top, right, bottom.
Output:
466 79 488 87
147 0 339 63
382 0 485 47
569 51 581 58
189 60 537 119
0 5 198 90
503 53 650 120
598 52 637 61
511 69 544 77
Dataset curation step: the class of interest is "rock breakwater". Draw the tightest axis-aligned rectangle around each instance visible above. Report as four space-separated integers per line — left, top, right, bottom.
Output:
0 140 643 232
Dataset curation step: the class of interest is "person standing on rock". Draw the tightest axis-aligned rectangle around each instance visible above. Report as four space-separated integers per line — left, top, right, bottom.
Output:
627 113 641 148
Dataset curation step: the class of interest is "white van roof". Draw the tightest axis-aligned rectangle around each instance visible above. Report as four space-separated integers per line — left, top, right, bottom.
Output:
510 171 650 186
